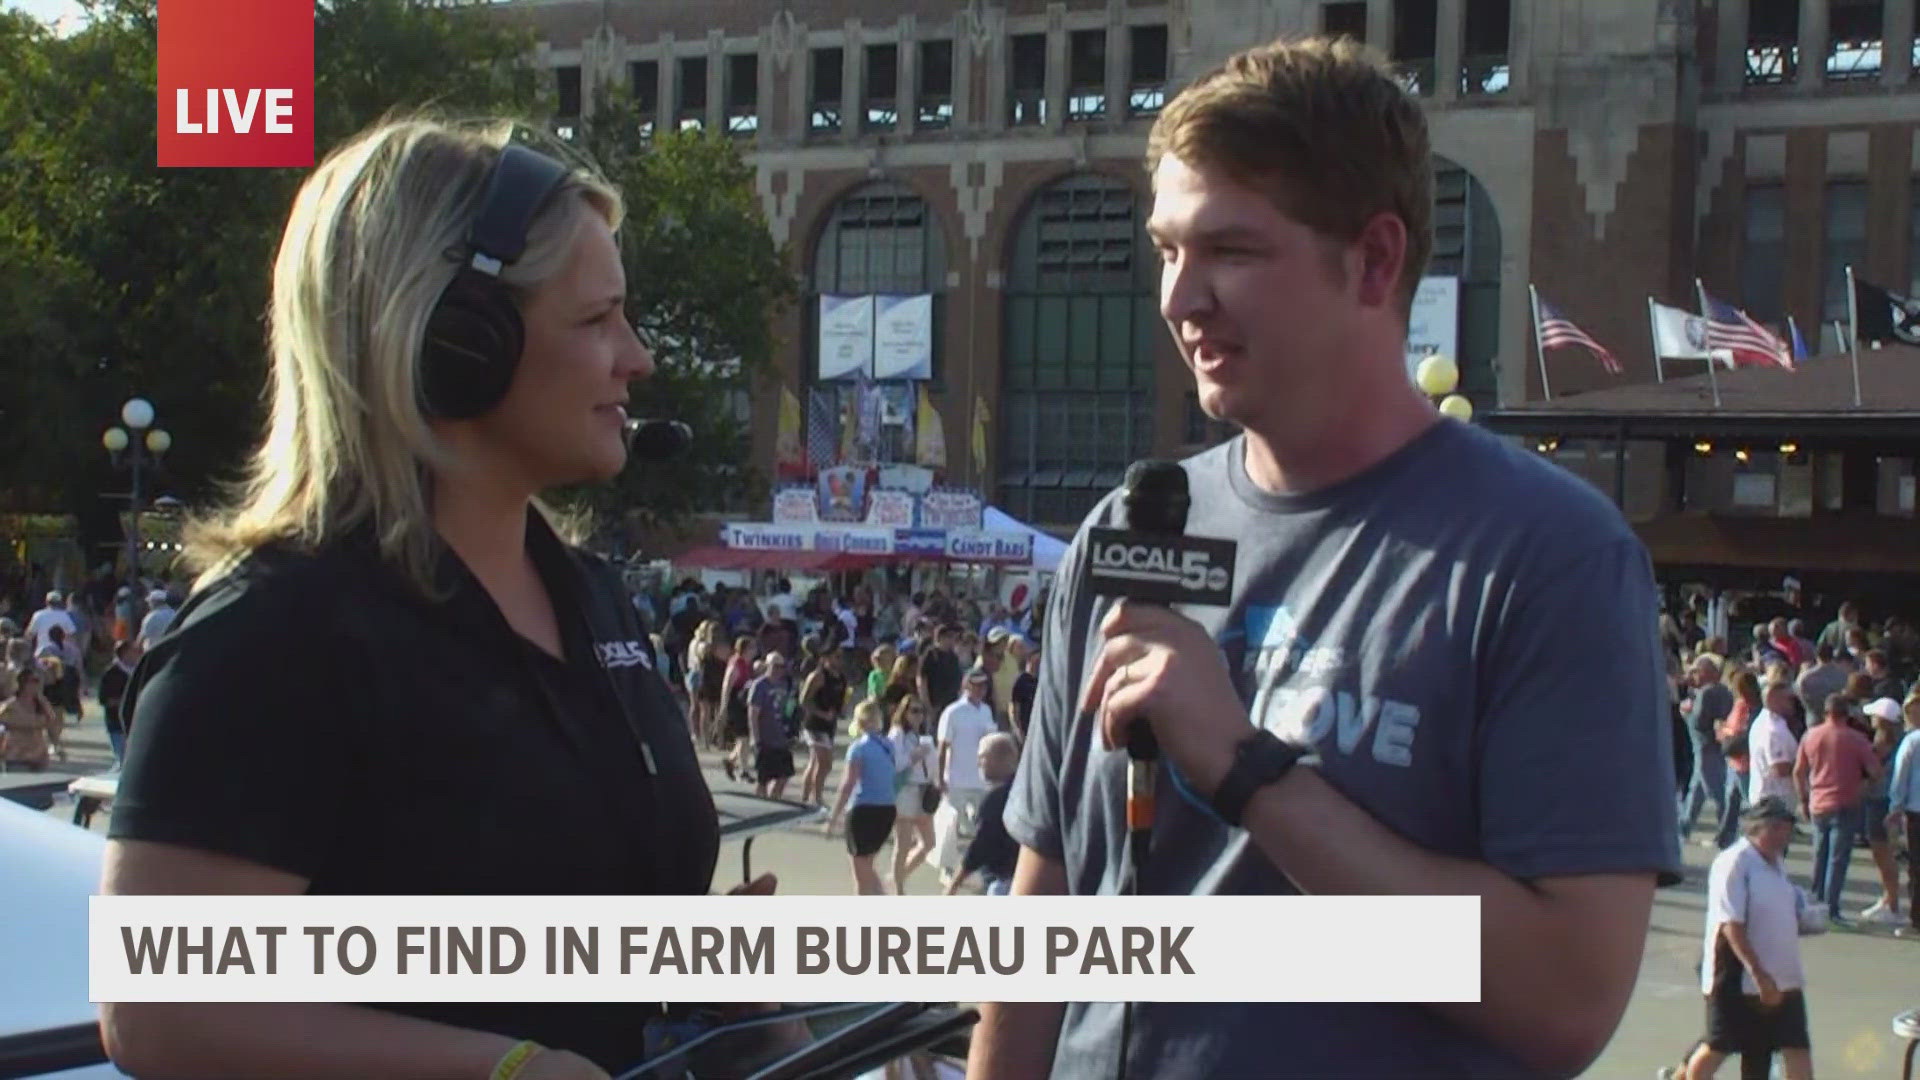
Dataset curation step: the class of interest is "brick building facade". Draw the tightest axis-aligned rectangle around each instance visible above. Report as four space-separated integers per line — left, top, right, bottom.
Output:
484 0 1920 537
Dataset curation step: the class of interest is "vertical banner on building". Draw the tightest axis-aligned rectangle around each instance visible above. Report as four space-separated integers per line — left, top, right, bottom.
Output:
818 295 875 380
971 395 992 479
916 386 947 470
874 294 935 380
1403 276 1459 384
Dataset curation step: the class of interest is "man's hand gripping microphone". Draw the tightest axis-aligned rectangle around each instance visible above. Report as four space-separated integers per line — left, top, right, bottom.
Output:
1084 461 1236 875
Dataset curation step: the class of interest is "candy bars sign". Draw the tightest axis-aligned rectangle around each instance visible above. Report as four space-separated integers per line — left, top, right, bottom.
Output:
158 0 313 167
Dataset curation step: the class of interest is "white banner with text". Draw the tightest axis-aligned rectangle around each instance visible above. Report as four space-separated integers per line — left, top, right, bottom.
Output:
93 895 1479 1004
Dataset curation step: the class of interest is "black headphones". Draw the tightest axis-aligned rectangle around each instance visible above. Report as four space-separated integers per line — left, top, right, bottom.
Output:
418 142 574 420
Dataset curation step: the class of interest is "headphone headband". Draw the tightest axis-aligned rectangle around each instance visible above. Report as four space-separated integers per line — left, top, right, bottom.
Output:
418 141 573 420
463 142 572 276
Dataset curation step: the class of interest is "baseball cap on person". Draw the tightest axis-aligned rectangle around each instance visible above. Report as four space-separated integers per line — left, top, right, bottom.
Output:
965 667 990 685
1865 697 1903 724
45 590 63 604
148 590 169 605
985 627 1010 645
1742 795 1797 826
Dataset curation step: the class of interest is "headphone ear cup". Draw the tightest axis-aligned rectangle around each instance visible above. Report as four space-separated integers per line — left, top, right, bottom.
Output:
420 272 524 420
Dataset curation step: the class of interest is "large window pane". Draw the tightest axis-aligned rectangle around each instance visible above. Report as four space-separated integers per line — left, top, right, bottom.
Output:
1000 175 1156 525
1742 183 1787 322
1823 181 1867 323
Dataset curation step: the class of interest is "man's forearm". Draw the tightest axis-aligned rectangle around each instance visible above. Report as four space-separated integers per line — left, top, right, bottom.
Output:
1719 923 1769 985
102 1001 519 1079
969 848 1068 1079
1237 766 1651 1077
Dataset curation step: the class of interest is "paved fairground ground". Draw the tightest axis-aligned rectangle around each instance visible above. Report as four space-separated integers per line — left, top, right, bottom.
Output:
37 705 1920 1078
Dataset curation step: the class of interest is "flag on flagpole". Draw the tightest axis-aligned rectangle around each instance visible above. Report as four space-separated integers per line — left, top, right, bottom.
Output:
1849 275 1920 347
970 395 992 478
776 385 806 476
1536 295 1623 374
915 386 947 470
1698 289 1792 369
806 385 842 470
1788 317 1812 366
1649 300 1712 360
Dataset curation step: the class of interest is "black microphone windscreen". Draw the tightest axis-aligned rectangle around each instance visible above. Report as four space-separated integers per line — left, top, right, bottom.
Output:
1122 460 1189 536
625 418 693 460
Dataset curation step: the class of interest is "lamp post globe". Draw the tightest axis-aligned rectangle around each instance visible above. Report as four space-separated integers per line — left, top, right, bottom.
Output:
122 397 155 430
146 429 172 455
102 427 129 453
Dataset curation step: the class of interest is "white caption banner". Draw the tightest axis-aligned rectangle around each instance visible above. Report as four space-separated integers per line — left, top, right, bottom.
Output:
92 895 1479 1004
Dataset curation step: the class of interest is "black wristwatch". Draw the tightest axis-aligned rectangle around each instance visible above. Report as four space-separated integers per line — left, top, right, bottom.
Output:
1209 729 1308 828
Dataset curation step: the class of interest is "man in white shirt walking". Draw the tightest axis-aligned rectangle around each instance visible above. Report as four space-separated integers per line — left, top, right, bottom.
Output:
934 668 998 883
1663 796 1812 1080
25 591 76 655
1747 682 1800 809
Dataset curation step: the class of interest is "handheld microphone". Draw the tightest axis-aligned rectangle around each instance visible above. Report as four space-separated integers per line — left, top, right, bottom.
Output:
1085 461 1238 874
624 417 694 460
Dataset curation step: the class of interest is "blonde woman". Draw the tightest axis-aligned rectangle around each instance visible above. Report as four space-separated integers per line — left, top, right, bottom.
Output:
826 699 897 895
866 642 896 704
99 118 755 1080
886 695 937 894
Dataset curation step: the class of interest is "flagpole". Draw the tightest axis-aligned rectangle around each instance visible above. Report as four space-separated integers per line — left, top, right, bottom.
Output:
1529 284 1553 401
1845 265 1863 407
1647 297 1665 383
1788 315 1801 370
1694 278 1722 408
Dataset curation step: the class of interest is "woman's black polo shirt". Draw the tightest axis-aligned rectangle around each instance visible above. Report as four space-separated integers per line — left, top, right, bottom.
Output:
110 512 720 1070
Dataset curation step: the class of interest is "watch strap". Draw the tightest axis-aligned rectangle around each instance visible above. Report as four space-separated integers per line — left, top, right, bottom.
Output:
1209 729 1304 828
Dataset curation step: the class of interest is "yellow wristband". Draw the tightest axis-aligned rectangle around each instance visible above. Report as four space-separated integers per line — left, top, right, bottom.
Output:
491 1040 544 1080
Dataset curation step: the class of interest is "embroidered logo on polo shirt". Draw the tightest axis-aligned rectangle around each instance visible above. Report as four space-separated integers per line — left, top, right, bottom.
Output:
596 641 652 670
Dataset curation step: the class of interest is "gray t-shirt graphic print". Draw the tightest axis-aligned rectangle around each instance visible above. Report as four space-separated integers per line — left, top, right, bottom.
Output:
1005 418 1682 1079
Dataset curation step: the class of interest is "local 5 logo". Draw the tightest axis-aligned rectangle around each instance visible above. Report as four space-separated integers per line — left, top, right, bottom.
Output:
157 0 313 167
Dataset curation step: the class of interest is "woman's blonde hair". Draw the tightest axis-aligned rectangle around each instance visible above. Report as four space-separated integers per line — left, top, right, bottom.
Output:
183 114 623 596
849 698 884 739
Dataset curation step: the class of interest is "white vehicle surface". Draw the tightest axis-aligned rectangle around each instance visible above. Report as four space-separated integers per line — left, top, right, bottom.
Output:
0 796 124 1077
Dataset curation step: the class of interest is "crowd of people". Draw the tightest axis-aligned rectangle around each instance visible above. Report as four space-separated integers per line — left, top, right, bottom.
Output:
1660 593 1920 1080
0 573 177 771
653 574 1043 897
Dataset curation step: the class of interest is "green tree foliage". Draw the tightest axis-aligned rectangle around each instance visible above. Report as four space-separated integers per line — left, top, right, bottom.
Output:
0 0 792 564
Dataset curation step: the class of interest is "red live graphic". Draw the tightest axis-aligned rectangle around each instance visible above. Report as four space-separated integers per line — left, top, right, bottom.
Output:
157 0 313 168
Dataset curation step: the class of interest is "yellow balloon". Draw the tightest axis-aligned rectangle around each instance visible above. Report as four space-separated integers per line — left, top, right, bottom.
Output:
1438 394 1474 421
1416 354 1459 397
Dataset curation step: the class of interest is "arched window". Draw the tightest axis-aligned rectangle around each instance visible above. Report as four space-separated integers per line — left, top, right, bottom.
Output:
811 181 946 297
1429 157 1501 408
806 182 947 467
999 174 1157 527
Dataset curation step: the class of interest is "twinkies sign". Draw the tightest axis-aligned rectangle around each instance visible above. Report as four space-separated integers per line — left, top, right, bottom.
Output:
158 0 313 167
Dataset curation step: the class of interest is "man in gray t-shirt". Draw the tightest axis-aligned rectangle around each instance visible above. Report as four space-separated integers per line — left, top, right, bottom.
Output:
1000 423 1681 1078
972 35 1680 1080
1680 656 1734 841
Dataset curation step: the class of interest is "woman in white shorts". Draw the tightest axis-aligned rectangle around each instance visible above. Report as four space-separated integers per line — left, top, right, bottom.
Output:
886 696 937 894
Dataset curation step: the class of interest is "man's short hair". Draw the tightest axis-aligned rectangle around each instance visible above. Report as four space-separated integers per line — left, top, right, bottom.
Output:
1146 35 1432 320
1865 648 1887 668
1691 654 1722 677
1823 692 1851 719
1815 643 1836 663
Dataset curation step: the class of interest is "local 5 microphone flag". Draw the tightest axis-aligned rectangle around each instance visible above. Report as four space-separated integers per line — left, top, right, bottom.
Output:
92 895 1480 1004
158 0 314 168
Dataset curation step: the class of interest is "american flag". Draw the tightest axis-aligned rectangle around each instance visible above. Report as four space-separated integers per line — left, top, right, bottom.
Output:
806 385 842 470
1536 295 1623 374
1700 290 1793 370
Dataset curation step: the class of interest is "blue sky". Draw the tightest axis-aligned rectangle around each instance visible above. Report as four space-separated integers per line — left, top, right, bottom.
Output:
6 0 88 31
